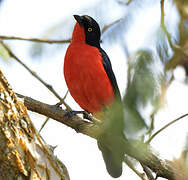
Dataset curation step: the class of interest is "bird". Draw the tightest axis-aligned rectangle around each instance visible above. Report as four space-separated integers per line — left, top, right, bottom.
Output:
64 15 126 178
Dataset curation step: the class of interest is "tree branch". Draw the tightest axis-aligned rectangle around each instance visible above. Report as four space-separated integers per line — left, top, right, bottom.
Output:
101 19 121 34
146 113 188 144
39 117 50 133
0 19 120 44
141 163 155 180
0 35 71 44
16 93 99 138
124 157 146 180
16 93 188 180
39 90 69 133
160 0 174 49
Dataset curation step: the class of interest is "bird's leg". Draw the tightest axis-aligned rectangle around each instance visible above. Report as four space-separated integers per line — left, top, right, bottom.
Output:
64 110 87 118
82 111 91 120
64 110 96 121
64 110 101 124
55 101 63 107
83 111 102 124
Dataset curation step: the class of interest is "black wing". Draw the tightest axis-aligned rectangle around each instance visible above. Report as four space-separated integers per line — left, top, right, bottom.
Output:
99 47 121 99
98 47 125 178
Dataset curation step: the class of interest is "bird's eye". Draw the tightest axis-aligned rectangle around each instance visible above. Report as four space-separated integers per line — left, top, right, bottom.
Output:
88 27 92 32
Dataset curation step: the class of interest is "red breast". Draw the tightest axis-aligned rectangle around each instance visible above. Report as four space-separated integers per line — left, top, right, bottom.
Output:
64 22 114 113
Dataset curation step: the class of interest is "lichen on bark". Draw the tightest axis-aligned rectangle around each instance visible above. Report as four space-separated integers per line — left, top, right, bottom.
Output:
0 69 70 180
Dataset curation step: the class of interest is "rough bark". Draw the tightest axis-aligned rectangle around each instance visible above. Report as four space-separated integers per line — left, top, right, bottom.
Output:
0 69 70 180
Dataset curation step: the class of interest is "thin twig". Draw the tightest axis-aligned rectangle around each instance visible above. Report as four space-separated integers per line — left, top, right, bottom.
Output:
118 0 132 5
39 117 50 133
63 90 69 100
0 41 71 110
56 90 69 106
124 157 146 180
0 19 120 44
39 90 69 133
141 163 155 180
160 0 165 28
146 75 174 140
146 111 156 137
147 113 188 144
101 19 121 34
160 0 173 49
0 35 71 44
126 0 132 5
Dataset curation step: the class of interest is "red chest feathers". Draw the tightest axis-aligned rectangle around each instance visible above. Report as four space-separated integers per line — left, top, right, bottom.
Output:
64 43 114 113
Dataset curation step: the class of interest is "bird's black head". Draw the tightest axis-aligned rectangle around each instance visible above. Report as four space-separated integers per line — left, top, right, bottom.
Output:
74 15 101 47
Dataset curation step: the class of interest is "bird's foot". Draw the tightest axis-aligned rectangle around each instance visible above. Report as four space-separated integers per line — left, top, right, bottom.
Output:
55 101 63 108
64 110 101 124
82 111 91 120
82 111 101 124
64 110 86 118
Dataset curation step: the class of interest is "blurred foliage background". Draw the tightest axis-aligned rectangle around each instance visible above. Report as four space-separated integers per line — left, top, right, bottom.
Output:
0 0 188 179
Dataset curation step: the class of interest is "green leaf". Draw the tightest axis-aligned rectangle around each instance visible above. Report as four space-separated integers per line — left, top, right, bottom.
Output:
123 50 162 137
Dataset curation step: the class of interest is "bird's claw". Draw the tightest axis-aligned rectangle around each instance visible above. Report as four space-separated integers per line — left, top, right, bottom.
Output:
55 101 63 107
82 111 91 120
64 110 87 118
64 110 93 120
64 111 77 118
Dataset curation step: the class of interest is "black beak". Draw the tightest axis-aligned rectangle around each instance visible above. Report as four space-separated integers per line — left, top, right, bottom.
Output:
73 15 83 26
